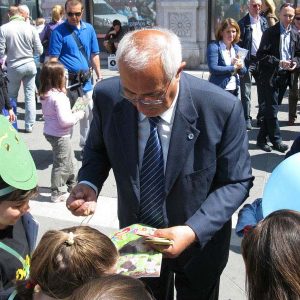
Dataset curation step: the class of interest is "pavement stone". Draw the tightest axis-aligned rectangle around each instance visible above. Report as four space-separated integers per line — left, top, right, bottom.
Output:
16 68 299 300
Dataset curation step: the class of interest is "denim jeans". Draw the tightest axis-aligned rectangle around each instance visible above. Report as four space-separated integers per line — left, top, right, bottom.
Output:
44 134 77 193
7 61 37 130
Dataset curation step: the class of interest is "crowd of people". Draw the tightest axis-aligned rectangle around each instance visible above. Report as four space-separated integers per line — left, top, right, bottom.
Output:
0 0 300 299
208 0 300 154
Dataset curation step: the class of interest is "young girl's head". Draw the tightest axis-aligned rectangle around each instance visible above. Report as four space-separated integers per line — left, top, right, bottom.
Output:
0 115 38 229
0 177 37 229
70 274 154 300
39 61 65 96
17 226 118 299
242 209 300 300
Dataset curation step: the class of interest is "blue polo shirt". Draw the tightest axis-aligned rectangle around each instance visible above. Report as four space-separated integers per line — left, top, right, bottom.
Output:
49 20 100 92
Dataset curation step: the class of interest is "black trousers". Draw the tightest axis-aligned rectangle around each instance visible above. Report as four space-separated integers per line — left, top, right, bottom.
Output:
141 220 231 300
257 74 289 145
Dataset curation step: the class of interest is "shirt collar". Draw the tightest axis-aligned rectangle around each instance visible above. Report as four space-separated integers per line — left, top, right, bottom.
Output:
66 20 86 30
139 83 179 124
280 22 291 34
249 14 260 24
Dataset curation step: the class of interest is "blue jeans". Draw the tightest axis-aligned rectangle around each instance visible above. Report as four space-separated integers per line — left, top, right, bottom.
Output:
7 61 37 130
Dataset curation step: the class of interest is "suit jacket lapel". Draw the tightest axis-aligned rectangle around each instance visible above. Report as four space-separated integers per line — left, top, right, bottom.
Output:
113 100 140 200
165 74 200 195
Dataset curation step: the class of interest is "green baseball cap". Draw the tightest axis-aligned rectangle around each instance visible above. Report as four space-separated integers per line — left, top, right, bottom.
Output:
0 116 37 194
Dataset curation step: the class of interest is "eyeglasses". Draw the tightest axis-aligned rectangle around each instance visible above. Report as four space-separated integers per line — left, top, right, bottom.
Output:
283 14 295 18
67 12 82 17
252 4 261 8
121 78 173 106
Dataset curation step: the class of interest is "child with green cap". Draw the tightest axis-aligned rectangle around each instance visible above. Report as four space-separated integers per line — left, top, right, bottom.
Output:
0 115 38 299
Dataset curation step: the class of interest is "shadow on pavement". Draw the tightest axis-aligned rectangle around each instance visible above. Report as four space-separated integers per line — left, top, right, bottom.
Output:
30 149 52 170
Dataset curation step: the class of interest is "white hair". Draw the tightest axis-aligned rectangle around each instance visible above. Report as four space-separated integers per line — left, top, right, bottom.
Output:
116 27 182 80
18 4 30 16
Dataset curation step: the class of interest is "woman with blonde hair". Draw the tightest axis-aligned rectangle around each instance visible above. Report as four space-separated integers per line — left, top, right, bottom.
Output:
261 0 278 26
39 5 64 62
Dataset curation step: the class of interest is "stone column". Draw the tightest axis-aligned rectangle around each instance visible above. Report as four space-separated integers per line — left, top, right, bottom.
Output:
156 0 208 69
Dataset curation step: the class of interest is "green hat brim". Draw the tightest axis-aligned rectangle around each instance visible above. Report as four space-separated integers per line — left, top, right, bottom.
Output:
0 116 37 191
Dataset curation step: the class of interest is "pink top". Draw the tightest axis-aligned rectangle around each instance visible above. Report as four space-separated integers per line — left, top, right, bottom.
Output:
41 89 80 137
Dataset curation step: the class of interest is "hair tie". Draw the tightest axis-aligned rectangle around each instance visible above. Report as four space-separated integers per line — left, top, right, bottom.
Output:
25 279 37 290
65 232 75 246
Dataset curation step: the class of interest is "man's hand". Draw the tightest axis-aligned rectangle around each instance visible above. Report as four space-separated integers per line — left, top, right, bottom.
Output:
152 225 197 258
66 184 97 216
287 61 297 71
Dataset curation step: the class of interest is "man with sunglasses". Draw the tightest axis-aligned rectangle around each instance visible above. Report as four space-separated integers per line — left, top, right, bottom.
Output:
238 0 269 130
66 28 253 300
49 0 102 154
256 3 300 153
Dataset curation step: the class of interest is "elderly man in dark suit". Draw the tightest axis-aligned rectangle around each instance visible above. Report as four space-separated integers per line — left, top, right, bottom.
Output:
256 3 300 153
66 28 253 300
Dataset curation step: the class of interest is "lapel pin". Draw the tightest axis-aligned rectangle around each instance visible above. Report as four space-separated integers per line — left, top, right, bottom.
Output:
187 133 194 140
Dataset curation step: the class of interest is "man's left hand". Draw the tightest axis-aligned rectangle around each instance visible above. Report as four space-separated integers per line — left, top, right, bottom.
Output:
152 225 197 258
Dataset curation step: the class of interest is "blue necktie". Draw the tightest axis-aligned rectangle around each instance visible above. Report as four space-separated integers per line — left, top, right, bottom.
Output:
139 117 165 228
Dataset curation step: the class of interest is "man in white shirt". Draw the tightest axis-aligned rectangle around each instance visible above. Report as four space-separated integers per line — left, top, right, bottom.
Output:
238 0 269 130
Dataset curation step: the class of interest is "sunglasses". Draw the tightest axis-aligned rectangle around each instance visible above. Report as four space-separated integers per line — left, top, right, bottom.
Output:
67 12 82 17
252 4 261 8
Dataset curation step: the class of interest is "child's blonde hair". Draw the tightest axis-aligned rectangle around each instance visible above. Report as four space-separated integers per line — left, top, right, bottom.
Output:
17 226 118 299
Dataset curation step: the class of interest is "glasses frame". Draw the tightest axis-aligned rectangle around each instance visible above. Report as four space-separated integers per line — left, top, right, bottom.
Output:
67 11 82 17
121 77 173 106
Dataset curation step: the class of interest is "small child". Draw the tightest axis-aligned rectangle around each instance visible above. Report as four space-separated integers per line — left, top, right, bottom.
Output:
17 226 119 299
70 274 154 300
241 210 300 299
0 115 38 299
39 61 84 202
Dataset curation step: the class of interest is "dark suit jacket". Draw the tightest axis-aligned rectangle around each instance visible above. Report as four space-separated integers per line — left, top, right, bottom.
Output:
238 13 268 65
256 22 300 80
80 72 253 253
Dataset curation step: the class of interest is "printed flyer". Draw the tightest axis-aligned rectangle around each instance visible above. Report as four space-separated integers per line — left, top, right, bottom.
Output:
110 224 172 278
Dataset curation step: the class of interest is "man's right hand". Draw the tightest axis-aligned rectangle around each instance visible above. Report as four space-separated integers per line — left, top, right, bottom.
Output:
66 183 97 216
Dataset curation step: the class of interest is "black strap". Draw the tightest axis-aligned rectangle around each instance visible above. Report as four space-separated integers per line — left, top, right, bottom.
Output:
67 25 90 68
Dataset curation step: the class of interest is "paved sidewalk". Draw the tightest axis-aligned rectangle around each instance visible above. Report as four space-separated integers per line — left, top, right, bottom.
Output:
17 68 299 299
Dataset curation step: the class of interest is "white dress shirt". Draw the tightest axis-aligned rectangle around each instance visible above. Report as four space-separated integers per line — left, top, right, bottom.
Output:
219 41 237 91
250 14 263 56
138 85 179 172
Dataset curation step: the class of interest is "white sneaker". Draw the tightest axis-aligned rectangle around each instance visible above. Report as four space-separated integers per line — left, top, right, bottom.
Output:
51 192 70 203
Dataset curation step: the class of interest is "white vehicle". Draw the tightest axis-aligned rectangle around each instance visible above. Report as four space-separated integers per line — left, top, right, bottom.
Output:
93 0 128 33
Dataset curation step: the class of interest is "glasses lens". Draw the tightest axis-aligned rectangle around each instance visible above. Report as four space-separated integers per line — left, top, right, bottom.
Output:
252 4 261 8
67 12 81 17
